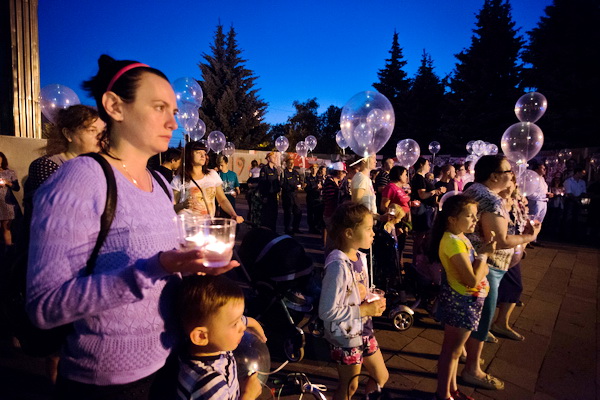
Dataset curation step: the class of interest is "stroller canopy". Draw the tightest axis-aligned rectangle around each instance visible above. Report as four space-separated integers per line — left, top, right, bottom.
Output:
238 227 314 284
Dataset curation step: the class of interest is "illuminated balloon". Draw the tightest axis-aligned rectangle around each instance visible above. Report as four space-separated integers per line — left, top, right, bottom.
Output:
207 131 226 154
428 141 441 155
487 143 499 155
296 141 308 158
189 119 206 142
40 84 80 124
223 142 235 157
340 91 395 157
335 130 348 149
515 92 547 123
439 190 461 211
501 122 544 164
466 140 476 155
518 169 541 197
396 139 420 168
305 135 317 152
177 103 199 132
558 149 572 163
199 139 208 148
233 332 270 384
472 140 486 156
172 77 203 107
275 136 289 153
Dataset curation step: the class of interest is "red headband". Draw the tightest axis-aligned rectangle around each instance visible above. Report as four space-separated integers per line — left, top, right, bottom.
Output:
106 62 149 92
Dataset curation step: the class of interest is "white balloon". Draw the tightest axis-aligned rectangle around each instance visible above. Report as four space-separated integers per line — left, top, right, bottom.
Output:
340 91 395 157
305 135 317 152
396 139 420 168
275 136 289 153
296 141 308 158
207 131 226 154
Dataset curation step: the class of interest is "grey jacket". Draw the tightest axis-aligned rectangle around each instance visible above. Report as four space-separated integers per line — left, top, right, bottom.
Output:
318 250 370 347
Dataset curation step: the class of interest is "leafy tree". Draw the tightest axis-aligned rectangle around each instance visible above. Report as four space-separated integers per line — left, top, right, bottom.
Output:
318 105 342 154
522 0 600 148
406 50 446 151
287 98 321 149
373 31 412 155
198 24 269 149
445 0 525 152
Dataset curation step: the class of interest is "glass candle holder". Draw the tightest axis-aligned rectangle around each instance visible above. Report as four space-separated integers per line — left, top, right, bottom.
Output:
178 215 237 268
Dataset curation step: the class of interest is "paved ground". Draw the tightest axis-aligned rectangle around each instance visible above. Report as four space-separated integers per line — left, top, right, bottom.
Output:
1 193 598 399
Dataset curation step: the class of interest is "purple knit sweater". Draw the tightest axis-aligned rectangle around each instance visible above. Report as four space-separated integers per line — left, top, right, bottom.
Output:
26 156 180 385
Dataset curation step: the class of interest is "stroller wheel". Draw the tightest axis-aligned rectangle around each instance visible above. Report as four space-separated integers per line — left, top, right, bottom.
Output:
391 310 414 331
283 326 305 362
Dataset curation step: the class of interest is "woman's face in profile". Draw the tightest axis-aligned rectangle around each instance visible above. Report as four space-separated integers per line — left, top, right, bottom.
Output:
120 72 178 155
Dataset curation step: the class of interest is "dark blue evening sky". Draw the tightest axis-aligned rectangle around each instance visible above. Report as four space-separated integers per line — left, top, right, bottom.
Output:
39 1 552 146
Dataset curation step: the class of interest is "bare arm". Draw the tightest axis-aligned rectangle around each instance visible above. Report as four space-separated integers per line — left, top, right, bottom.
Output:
215 185 244 223
352 187 366 203
480 211 539 249
380 197 391 212
449 252 490 288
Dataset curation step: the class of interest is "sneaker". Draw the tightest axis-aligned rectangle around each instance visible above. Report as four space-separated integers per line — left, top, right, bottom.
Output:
461 371 504 390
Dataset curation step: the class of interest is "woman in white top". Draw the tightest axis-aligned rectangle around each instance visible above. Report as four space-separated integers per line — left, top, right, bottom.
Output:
351 154 377 213
172 142 243 222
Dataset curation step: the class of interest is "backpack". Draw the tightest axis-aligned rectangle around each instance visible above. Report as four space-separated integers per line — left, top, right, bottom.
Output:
6 153 170 357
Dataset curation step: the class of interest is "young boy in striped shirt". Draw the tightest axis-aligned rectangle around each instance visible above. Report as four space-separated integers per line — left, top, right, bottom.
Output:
176 275 263 400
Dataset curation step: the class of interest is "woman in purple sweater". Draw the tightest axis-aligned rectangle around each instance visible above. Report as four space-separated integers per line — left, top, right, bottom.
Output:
26 55 238 399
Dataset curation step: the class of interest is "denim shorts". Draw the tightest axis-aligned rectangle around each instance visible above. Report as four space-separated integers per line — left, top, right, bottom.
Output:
330 335 379 365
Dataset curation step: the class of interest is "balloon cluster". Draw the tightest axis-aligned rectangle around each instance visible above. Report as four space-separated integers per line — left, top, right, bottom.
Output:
40 84 81 124
172 77 204 138
501 92 548 181
340 91 395 158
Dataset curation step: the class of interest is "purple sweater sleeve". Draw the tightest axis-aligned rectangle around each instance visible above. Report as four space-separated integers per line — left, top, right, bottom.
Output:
26 157 177 329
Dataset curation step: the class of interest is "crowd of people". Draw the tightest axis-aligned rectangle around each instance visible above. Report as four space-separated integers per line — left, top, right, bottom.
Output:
0 54 599 400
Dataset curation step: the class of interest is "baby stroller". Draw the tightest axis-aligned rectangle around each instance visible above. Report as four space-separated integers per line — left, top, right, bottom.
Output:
372 223 441 331
234 227 320 362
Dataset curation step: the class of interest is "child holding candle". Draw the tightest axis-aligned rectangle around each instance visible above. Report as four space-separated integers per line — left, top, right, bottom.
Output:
176 274 265 400
319 202 388 400
429 194 496 400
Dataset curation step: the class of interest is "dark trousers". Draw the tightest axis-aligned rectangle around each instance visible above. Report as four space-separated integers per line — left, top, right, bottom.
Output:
282 192 301 232
306 194 322 231
261 194 278 232
54 354 178 400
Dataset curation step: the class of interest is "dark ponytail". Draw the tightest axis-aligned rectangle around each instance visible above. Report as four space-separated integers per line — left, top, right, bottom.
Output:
81 54 169 150
428 194 478 262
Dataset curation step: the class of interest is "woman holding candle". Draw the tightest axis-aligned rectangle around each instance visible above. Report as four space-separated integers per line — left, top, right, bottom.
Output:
26 55 239 399
172 142 243 223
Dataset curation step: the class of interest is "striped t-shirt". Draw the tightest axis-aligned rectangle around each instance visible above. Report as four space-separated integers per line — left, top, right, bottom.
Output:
177 351 239 400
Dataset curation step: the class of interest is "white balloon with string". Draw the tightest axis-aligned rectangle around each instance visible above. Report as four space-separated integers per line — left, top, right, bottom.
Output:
189 119 206 142
340 91 394 158
223 142 235 157
305 135 317 152
275 136 289 153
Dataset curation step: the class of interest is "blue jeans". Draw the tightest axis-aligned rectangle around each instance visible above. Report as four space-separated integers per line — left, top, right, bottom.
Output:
470 267 506 342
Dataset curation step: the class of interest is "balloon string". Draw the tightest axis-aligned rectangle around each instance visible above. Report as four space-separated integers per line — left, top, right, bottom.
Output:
257 360 289 375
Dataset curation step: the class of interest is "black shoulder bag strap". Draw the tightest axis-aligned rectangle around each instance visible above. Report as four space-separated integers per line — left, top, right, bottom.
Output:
149 169 172 201
81 153 118 276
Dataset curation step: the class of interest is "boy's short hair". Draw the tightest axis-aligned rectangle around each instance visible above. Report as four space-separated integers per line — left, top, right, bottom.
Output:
177 275 244 334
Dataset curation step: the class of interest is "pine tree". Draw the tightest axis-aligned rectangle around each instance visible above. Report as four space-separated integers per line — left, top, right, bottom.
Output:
406 50 446 151
287 98 321 149
198 24 269 150
373 31 411 156
522 0 600 148
446 0 524 152
318 105 342 154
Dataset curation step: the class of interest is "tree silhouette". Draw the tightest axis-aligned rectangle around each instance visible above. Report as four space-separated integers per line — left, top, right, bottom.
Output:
198 24 269 149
